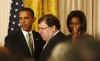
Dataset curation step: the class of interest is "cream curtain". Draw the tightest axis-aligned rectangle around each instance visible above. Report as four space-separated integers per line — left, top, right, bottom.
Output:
0 0 10 46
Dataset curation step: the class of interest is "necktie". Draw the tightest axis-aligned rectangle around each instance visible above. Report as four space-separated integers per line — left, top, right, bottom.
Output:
28 32 34 56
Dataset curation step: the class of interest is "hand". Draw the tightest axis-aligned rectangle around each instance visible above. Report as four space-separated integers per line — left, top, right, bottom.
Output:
72 26 80 40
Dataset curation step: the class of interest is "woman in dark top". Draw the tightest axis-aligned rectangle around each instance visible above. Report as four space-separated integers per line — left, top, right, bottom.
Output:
66 10 93 42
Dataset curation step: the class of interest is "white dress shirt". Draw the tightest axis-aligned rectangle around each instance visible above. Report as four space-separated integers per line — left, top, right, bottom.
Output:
21 29 35 49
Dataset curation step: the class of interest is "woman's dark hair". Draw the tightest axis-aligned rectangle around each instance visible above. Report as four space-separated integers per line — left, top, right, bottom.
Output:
38 14 60 30
67 10 87 33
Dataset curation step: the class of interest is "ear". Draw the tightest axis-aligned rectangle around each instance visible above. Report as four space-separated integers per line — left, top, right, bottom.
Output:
32 16 36 23
51 26 56 32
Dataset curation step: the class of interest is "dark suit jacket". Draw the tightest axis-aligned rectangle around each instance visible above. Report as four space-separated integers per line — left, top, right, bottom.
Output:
38 31 68 61
5 29 45 59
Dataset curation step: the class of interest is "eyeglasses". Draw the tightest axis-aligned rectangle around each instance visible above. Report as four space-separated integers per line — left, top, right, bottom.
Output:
39 27 49 30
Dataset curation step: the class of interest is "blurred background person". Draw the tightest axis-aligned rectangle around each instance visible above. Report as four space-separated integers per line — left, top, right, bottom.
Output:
48 41 72 61
48 40 98 61
0 47 11 61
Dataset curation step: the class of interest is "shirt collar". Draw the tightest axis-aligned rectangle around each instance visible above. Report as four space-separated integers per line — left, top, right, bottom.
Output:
21 29 32 36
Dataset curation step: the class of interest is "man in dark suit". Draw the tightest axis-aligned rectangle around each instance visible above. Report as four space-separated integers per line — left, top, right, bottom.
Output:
5 8 45 59
38 14 68 61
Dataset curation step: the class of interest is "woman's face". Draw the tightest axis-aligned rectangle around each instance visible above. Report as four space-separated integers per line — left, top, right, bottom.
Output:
69 17 81 34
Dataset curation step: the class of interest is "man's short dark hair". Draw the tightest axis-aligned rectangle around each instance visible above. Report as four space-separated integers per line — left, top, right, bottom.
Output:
67 10 87 33
17 8 34 17
38 14 61 30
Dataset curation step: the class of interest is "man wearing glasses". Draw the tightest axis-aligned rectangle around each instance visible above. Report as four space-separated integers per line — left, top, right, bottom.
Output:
38 14 68 61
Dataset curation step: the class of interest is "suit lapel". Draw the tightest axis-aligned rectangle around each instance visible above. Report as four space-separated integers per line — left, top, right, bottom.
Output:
18 29 31 55
32 31 40 49
40 32 67 55
19 30 28 47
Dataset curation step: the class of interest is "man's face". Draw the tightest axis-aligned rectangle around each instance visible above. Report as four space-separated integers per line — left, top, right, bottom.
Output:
18 10 35 32
38 20 54 41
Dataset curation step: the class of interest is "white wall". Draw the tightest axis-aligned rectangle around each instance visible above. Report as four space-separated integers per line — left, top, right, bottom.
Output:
0 0 11 46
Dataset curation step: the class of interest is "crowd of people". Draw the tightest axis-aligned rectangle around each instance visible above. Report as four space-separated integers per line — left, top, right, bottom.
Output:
1 8 100 61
